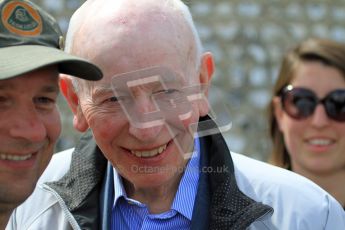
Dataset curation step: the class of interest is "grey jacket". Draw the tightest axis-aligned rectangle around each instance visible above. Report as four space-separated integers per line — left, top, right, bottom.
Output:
8 117 345 229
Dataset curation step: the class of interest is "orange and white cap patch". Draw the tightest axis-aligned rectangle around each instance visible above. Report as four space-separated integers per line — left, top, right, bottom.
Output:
1 0 42 36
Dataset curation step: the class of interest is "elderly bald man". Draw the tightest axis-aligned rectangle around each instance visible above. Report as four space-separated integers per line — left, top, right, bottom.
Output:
8 0 345 229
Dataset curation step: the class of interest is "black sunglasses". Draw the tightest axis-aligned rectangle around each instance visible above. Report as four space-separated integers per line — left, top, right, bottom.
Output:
279 85 345 122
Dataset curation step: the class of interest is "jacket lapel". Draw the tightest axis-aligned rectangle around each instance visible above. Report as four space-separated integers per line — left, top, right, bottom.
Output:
192 116 273 230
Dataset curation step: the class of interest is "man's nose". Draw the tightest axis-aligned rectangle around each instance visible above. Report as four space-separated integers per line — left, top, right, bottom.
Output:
9 106 46 142
128 96 165 141
134 95 158 113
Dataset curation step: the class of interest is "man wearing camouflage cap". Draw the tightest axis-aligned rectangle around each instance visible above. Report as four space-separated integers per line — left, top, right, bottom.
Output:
0 0 102 227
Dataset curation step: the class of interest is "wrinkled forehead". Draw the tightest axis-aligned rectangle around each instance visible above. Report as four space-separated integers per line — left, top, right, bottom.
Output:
111 66 185 93
81 66 186 96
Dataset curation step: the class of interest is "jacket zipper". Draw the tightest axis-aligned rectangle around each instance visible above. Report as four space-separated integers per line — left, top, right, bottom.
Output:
42 184 81 230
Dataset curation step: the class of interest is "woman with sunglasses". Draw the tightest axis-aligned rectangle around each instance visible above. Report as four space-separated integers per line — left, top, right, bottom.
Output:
268 38 345 209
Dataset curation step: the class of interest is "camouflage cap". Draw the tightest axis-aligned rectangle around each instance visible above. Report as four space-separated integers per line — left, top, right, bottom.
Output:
0 0 102 80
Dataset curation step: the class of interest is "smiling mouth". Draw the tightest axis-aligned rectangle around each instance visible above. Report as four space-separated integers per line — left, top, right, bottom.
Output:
130 143 168 158
0 153 33 161
307 139 334 146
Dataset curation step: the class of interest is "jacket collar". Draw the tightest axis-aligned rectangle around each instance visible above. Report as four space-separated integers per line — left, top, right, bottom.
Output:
191 116 273 229
46 130 107 229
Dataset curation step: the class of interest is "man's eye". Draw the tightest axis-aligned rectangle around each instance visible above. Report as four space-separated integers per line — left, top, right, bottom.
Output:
0 96 10 107
35 97 55 104
34 97 56 110
104 96 119 103
166 89 179 94
154 89 180 95
0 96 8 103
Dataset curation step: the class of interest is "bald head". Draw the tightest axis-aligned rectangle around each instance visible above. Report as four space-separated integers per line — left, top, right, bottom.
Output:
65 0 202 79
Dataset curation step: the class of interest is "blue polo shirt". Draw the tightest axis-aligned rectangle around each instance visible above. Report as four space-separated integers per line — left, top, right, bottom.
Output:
111 138 200 230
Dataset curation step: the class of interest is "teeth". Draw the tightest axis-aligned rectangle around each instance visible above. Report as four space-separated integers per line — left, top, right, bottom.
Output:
131 144 167 158
0 153 32 161
308 139 332 146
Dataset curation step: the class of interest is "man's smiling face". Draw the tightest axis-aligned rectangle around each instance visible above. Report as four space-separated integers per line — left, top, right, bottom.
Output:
0 66 61 209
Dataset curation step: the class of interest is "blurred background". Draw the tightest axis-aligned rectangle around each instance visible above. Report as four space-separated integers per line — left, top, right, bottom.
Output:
32 0 345 161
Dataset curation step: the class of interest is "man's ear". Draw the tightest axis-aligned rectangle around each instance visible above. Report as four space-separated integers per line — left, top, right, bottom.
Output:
199 52 214 94
198 52 215 116
59 74 89 132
